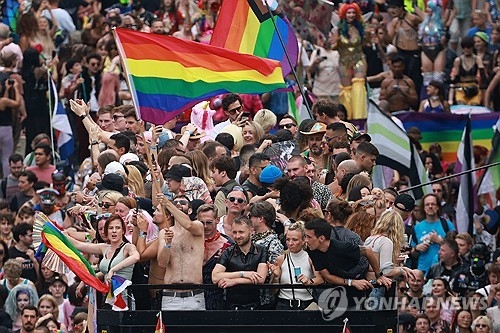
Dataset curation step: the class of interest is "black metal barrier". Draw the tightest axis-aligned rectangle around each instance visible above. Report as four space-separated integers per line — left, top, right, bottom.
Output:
96 284 399 333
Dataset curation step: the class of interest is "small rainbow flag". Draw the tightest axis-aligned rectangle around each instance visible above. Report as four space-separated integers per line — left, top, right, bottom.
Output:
397 112 500 163
210 0 298 76
114 28 286 125
105 275 132 311
40 215 109 294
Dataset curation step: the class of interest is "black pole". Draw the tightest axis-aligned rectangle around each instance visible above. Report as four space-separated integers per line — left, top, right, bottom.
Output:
262 0 314 119
398 161 500 194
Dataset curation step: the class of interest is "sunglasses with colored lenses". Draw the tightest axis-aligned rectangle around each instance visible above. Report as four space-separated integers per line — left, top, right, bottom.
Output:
173 200 188 206
279 123 296 129
96 213 112 220
98 202 114 209
228 197 245 204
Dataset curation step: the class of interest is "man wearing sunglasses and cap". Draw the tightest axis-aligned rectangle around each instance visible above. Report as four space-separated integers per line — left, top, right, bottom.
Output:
34 188 64 228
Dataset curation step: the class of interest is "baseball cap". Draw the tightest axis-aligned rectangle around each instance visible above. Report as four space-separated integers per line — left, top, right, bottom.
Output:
394 194 416 212
165 164 192 182
104 161 126 175
49 275 68 288
351 131 371 143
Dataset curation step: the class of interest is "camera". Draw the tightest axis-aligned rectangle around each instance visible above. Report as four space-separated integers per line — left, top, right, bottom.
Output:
7 79 14 85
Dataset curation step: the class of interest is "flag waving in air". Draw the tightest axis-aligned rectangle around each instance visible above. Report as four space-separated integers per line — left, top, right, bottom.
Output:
114 28 286 125
210 0 298 76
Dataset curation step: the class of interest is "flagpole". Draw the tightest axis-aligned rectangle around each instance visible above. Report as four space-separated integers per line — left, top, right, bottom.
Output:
399 161 500 194
262 0 313 119
47 70 56 163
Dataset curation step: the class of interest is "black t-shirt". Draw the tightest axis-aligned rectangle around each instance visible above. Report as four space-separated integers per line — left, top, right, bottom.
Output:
242 179 259 197
307 232 360 278
218 243 268 306
8 246 38 283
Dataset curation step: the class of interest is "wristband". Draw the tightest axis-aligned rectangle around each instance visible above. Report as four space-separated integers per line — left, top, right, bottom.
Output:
90 140 99 145
309 279 314 285
240 271 244 278
139 231 147 238
79 114 88 121
348 279 352 287
164 243 171 249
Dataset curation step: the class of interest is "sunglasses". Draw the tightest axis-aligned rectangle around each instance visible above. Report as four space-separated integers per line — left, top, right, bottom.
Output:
227 105 243 115
96 213 112 220
477 324 488 328
173 200 188 206
98 202 115 209
399 287 408 293
228 197 245 204
279 123 296 129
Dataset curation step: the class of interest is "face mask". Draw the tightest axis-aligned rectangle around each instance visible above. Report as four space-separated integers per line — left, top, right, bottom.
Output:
472 257 486 268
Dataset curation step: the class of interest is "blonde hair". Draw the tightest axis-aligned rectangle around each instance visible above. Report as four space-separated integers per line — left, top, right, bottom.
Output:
186 150 214 187
125 165 145 197
3 259 22 278
220 124 244 152
253 109 277 133
472 316 492 331
38 294 60 320
245 121 264 144
371 210 404 264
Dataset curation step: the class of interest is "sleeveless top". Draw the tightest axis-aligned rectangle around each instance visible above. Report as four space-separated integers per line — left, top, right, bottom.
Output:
1 278 29 292
458 57 478 78
423 99 446 113
338 32 364 64
99 243 134 280
278 250 314 301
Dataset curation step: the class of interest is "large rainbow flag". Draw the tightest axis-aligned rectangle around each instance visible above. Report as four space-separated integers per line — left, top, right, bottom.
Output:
396 112 500 163
210 0 298 77
114 28 286 125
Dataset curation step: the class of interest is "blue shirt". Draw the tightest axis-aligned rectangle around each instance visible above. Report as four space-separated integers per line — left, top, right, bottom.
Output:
466 26 493 38
411 219 455 274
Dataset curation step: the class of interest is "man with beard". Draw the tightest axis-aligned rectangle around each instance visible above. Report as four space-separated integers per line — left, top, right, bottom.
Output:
0 154 23 205
287 155 332 210
199 204 232 309
14 306 38 333
157 193 205 310
212 216 268 310
300 122 327 170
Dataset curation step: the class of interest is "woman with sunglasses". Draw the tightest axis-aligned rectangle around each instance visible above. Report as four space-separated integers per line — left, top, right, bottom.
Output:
97 190 121 214
268 222 323 310
472 316 492 333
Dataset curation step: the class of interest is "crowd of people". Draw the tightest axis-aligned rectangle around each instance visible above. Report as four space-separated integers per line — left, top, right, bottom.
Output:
0 0 498 333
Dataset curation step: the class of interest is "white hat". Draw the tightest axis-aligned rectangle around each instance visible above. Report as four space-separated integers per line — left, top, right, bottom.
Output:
104 161 126 175
119 153 139 164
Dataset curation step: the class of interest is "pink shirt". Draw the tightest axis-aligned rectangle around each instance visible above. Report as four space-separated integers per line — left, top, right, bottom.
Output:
26 165 56 184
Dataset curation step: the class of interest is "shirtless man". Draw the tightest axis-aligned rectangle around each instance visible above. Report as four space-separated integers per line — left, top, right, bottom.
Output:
380 55 419 112
133 203 172 302
386 0 423 93
157 194 205 310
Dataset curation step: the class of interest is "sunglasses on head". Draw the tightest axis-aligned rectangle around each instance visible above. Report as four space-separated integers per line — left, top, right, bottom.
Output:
173 199 188 206
228 197 245 204
279 123 296 129
98 202 114 209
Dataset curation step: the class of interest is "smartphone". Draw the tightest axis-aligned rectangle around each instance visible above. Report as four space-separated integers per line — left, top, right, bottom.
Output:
242 112 250 118
294 267 301 282
151 153 156 164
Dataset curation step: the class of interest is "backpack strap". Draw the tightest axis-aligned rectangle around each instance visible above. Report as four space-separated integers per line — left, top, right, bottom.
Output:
440 218 449 234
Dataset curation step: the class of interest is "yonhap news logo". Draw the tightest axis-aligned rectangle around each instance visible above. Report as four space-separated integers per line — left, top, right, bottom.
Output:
317 287 348 321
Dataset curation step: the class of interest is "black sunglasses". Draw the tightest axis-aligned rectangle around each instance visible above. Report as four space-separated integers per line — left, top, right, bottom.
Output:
279 123 296 129
228 197 245 204
98 202 114 209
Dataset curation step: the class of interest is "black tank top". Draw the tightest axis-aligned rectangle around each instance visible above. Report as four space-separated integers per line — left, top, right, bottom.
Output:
458 57 478 78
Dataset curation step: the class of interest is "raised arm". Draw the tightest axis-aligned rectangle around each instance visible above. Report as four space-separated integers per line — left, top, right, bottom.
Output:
162 197 204 236
157 228 173 268
64 232 105 255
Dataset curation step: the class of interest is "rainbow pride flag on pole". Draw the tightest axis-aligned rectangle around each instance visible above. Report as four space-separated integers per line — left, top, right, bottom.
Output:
39 215 109 294
210 0 298 76
114 28 286 125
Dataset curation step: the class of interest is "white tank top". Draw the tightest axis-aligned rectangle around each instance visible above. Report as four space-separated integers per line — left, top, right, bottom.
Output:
278 250 314 301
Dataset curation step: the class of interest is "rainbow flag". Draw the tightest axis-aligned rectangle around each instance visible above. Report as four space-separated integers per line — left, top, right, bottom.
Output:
40 215 109 294
396 112 500 163
105 275 132 311
210 0 298 76
114 28 286 125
